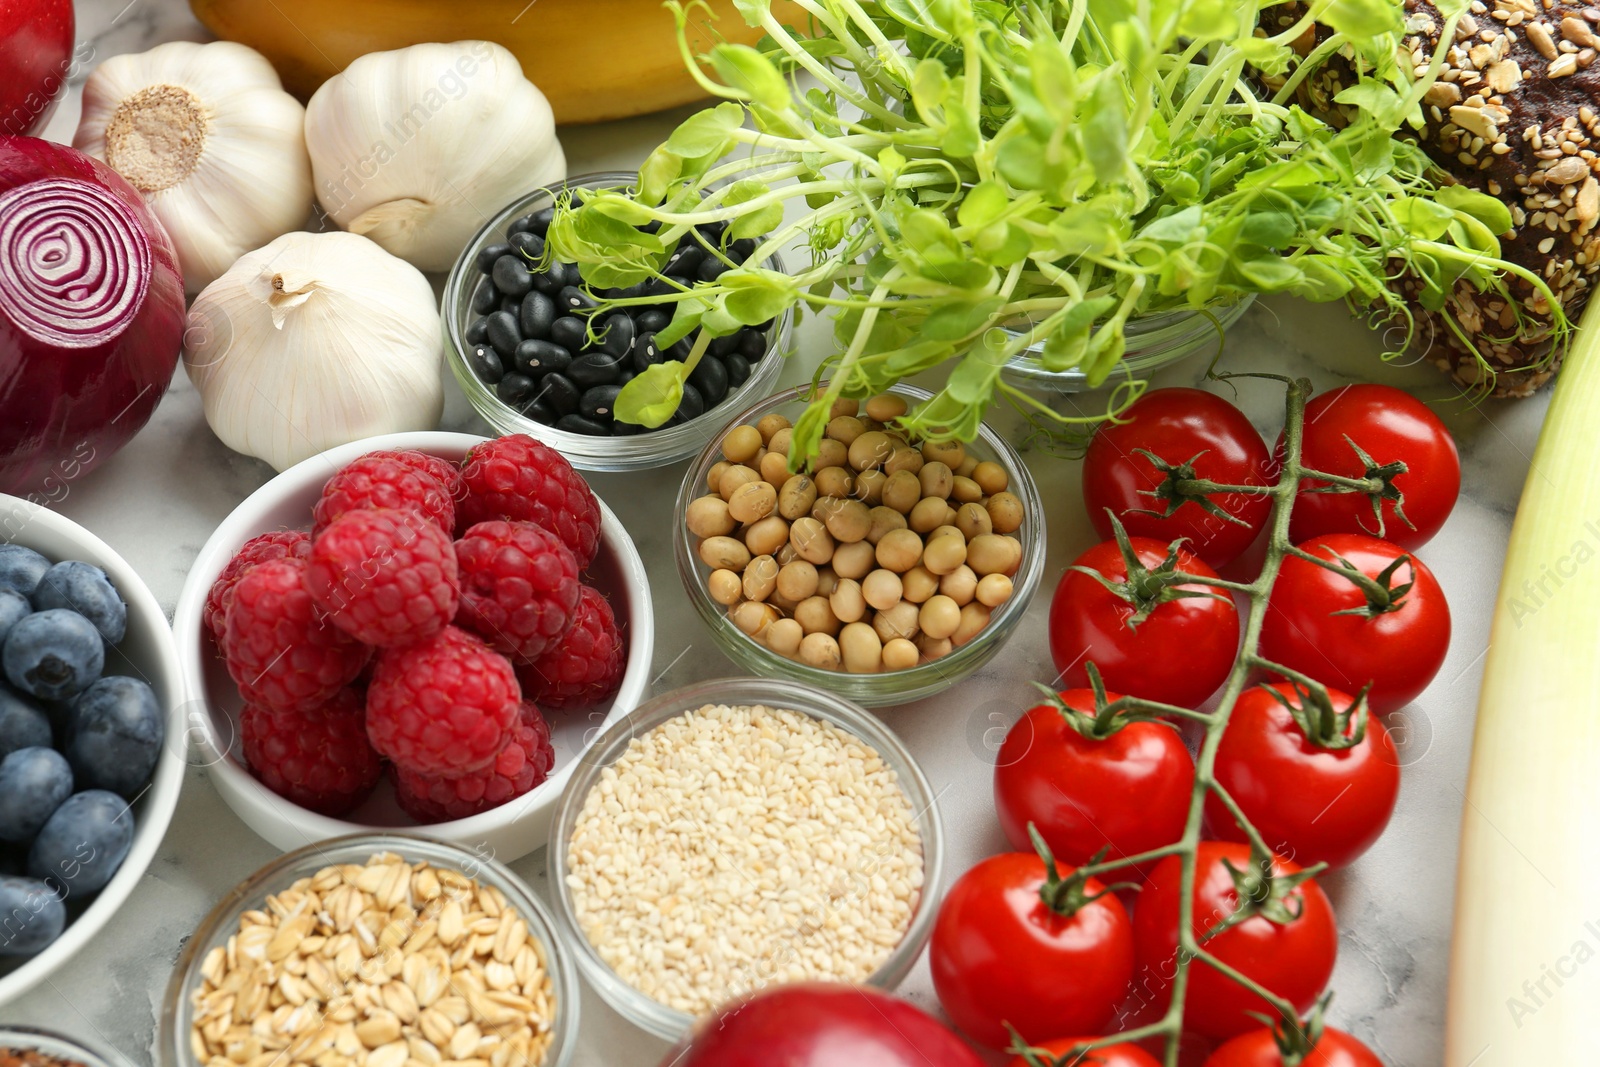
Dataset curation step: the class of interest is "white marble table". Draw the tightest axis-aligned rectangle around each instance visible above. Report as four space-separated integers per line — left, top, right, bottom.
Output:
5 3 1551 1063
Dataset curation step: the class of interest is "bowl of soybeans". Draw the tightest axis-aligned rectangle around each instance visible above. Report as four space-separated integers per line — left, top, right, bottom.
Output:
674 383 1045 707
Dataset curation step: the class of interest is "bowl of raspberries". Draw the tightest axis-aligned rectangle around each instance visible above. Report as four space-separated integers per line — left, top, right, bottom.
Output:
173 432 652 860
0 496 184 1006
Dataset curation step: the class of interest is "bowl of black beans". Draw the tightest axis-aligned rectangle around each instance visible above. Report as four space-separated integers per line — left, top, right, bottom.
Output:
443 172 792 472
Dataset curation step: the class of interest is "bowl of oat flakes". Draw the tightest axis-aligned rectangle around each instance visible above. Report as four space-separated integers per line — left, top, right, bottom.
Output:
547 677 944 1040
159 835 578 1067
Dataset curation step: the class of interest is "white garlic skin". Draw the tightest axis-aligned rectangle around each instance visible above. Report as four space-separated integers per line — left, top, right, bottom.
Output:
74 41 313 295
304 41 567 272
183 230 445 472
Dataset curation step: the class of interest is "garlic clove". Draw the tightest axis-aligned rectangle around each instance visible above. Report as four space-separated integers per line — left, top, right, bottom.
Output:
74 40 313 295
305 41 566 272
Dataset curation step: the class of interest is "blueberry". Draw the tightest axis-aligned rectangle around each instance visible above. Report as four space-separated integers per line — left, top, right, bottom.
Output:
689 356 730 408
0 589 28 649
554 414 610 436
33 562 126 645
596 313 634 358
0 748 72 843
634 309 670 335
491 255 534 297
724 352 753 388
496 374 538 407
0 688 50 760
474 242 511 274
0 547 49 599
469 344 504 385
548 316 586 353
542 374 581 417
28 790 133 896
485 311 522 359
0 876 65 955
68 676 163 798
4 610 104 701
519 291 556 340
471 279 498 316
464 318 489 345
567 352 625 389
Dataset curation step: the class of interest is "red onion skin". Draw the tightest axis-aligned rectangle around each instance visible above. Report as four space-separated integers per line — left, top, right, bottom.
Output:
0 0 75 137
657 984 987 1067
0 136 184 498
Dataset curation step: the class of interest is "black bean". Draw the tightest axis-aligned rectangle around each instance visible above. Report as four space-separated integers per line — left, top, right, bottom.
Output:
530 266 563 296
632 332 666 373
559 285 598 312
496 373 538 406
672 382 706 424
486 311 522 358
549 315 587 352
698 257 729 283
724 352 752 388
610 419 644 437
616 369 636 386
509 230 545 259
639 219 662 235
519 291 556 340
664 245 704 278
529 206 555 236
689 356 729 408
597 313 634 358
566 192 586 209
472 280 498 315
667 336 694 361
522 399 556 426
465 317 490 345
555 414 610 436
476 242 511 274
469 344 504 384
580 385 623 421
567 351 625 389
696 220 727 242
506 213 539 239
542 373 581 416
514 339 572 378
739 327 768 361
492 255 533 297
638 277 678 301
500 296 522 315
634 309 670 335
598 286 627 301
708 333 740 357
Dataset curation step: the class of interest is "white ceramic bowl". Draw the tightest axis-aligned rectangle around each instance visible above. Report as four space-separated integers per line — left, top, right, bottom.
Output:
171 431 654 861
0 496 185 1007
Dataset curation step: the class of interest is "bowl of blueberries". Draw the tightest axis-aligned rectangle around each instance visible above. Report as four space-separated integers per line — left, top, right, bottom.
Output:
0 496 183 1006
442 171 792 471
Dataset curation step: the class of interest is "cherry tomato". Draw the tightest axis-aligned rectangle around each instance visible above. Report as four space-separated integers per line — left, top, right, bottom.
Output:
931 851 1136 1049
1203 1026 1385 1067
1131 842 1337 1041
1285 384 1459 550
660 983 985 1067
1008 1037 1163 1067
995 688 1195 876
1260 533 1450 713
1049 537 1240 708
1205 683 1400 869
1084 388 1275 568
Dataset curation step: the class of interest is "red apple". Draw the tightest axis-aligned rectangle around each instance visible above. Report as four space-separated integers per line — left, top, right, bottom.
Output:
0 0 76 137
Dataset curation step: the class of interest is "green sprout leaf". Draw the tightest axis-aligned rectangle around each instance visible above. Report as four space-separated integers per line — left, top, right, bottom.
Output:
615 362 688 427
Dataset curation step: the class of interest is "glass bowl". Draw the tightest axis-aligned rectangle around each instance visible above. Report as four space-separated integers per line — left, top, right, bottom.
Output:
0 1027 134 1067
1002 295 1258 395
159 834 580 1067
675 383 1046 707
546 677 944 1041
442 171 792 472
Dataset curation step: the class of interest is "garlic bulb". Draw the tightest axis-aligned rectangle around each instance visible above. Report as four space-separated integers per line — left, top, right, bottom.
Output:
184 231 444 472
73 41 313 295
304 41 566 272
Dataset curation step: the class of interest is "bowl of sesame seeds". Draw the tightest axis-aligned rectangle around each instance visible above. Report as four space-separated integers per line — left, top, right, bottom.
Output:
547 676 943 1040
159 834 579 1067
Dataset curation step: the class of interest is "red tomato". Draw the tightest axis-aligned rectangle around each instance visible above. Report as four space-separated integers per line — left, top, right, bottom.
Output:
1259 533 1450 713
1049 537 1240 708
659 983 985 1067
1205 683 1400 869
995 688 1195 876
1131 842 1337 1040
1285 384 1459 550
1008 1037 1163 1067
1203 1026 1385 1067
1084 388 1275 568
931 851 1136 1049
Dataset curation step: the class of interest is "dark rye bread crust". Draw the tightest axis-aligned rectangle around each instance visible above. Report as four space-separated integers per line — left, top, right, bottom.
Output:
1264 0 1600 396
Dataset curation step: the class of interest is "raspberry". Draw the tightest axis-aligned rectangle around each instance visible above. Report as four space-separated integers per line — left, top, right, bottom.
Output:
458 435 601 567
516 586 625 709
366 449 466 505
204 531 311 649
394 701 555 822
366 626 519 777
240 688 382 816
313 453 456 537
454 521 580 661
223 559 370 713
307 508 459 648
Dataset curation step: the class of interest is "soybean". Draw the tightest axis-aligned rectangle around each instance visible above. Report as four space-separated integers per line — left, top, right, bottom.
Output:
800 632 842 669
840 622 882 674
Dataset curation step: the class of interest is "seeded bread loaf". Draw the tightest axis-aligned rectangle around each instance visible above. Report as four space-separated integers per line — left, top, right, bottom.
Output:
1266 0 1600 396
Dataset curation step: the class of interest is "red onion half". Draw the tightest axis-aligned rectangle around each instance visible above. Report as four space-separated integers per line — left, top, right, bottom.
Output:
0 136 184 497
